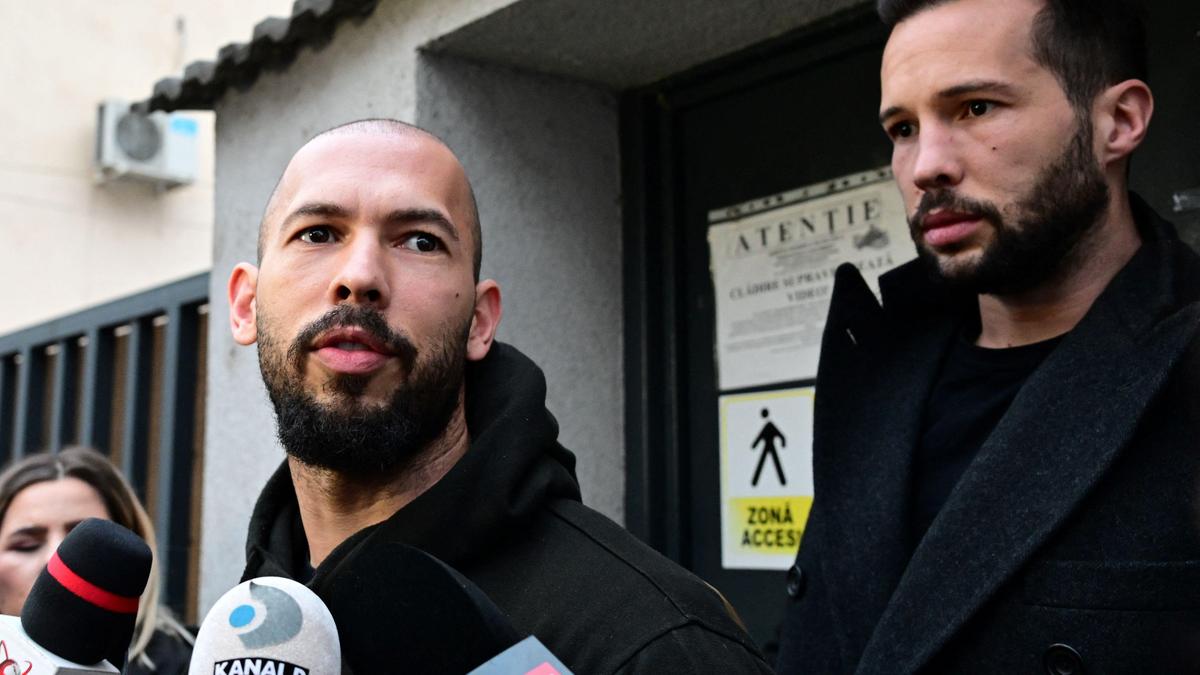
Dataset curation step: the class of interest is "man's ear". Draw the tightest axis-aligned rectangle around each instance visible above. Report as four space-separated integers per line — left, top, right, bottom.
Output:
466 280 502 362
229 263 259 346
1094 79 1154 169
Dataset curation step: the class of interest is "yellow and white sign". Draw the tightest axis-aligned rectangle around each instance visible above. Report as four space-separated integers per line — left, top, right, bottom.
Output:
719 387 815 570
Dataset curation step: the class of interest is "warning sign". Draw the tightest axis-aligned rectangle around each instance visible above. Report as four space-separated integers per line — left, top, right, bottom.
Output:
706 167 914 390
719 387 814 570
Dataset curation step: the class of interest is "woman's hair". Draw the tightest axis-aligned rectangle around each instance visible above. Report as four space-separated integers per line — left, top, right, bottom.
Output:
0 446 191 664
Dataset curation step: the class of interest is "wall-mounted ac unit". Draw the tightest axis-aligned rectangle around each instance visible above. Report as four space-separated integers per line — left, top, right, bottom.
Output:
95 99 198 189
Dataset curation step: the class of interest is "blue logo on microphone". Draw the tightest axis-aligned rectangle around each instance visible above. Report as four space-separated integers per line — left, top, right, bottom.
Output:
227 581 303 648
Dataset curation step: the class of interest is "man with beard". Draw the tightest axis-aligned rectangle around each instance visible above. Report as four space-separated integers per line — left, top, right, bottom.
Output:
776 0 1200 673
227 120 772 674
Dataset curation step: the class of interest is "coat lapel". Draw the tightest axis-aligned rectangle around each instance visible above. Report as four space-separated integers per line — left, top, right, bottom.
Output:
813 263 960 661
856 232 1200 673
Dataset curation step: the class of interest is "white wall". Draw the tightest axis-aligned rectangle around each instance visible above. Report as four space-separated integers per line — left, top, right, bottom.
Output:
0 0 294 335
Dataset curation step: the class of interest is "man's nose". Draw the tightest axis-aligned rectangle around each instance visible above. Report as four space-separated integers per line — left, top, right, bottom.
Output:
910 123 964 192
329 235 390 307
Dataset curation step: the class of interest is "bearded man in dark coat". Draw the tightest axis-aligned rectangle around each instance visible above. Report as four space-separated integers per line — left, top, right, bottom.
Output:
776 0 1200 672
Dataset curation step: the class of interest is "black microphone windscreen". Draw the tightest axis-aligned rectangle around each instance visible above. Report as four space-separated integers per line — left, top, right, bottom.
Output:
322 543 521 673
20 518 152 666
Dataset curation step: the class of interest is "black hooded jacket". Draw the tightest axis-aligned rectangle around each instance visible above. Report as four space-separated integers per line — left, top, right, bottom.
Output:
242 342 773 674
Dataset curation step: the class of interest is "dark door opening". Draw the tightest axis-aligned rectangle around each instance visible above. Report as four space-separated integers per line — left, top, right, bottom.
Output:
622 7 891 652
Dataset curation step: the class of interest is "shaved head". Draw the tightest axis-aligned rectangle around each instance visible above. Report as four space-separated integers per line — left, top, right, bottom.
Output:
258 119 482 280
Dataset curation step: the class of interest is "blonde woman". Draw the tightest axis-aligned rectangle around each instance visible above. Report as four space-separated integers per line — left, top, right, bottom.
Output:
0 447 193 673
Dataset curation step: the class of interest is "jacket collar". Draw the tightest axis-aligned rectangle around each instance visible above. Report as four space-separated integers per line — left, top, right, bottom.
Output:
820 196 1200 672
810 262 962 661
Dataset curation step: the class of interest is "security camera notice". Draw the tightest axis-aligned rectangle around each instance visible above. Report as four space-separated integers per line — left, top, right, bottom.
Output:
718 387 815 570
706 168 915 390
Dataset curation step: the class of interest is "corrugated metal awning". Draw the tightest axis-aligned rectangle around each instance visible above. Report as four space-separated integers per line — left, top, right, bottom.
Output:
139 0 379 112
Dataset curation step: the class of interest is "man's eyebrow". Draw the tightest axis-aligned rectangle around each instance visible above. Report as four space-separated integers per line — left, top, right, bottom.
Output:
383 208 461 242
279 202 352 232
936 79 1019 100
879 105 905 125
879 80 1020 125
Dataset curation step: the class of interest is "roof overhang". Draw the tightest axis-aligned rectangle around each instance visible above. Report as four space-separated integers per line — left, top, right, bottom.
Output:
139 0 378 112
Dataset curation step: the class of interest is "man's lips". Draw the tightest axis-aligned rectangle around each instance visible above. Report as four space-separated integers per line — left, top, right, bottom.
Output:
919 210 983 248
310 327 395 375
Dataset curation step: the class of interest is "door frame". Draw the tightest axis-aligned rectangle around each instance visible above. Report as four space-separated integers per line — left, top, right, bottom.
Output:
620 3 887 565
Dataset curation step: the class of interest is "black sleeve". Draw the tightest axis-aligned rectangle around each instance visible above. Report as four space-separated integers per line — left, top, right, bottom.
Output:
614 624 776 675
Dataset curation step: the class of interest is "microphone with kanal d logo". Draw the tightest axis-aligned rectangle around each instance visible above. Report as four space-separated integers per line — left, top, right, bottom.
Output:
188 577 341 675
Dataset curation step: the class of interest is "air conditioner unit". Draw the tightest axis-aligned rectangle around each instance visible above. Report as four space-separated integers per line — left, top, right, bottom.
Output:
95 99 198 189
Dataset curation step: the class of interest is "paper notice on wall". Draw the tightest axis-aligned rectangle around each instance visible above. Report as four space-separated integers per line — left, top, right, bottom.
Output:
707 168 914 390
719 387 815 570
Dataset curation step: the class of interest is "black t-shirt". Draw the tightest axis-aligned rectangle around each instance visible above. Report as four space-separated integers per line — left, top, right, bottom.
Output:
909 327 1063 549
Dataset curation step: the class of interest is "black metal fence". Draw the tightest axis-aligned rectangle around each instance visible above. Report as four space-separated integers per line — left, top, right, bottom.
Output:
0 273 208 620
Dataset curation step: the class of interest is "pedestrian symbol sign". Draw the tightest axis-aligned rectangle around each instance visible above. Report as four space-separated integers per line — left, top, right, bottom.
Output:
719 387 815 570
751 408 787 487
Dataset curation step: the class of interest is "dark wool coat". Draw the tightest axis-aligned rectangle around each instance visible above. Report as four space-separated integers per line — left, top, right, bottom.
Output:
776 196 1200 674
242 343 773 675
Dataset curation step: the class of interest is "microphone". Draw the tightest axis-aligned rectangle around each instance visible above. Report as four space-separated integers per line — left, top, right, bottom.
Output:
0 518 153 674
320 542 572 674
188 577 340 675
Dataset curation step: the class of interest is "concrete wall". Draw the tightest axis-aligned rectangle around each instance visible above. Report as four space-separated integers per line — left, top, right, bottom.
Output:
0 0 293 335
417 54 623 517
427 0 869 88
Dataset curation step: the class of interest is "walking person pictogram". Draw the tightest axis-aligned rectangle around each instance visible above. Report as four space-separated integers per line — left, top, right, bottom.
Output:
751 408 787 487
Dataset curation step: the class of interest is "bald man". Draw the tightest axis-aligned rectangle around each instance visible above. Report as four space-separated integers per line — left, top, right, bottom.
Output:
228 120 772 674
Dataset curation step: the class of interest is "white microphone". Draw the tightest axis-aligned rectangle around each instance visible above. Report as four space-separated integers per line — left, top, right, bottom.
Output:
188 577 340 675
0 616 118 675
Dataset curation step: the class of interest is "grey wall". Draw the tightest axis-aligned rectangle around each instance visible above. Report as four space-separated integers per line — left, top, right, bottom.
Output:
427 0 867 88
417 54 623 516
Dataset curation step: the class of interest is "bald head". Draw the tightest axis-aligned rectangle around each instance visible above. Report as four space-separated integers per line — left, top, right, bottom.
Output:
258 119 482 280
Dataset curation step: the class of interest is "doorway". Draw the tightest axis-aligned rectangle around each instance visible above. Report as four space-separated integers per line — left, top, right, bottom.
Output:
621 6 891 651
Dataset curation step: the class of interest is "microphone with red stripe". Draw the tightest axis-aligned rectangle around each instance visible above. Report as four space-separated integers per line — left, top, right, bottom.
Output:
0 518 153 672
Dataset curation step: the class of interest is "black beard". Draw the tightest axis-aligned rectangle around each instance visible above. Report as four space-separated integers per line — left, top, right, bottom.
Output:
257 304 467 478
909 117 1110 296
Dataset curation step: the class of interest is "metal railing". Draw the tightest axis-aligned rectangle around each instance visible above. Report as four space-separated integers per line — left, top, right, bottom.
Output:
0 272 208 620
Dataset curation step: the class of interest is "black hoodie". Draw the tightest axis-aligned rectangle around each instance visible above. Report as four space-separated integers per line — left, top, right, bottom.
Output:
242 342 773 674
